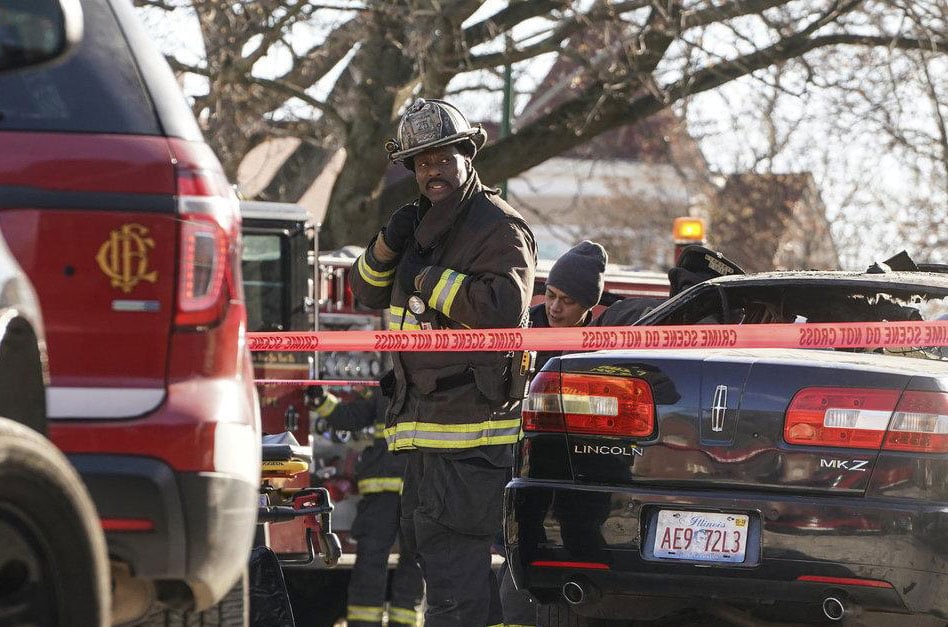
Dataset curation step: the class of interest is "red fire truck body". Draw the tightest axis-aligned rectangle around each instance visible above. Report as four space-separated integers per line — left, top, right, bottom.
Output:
240 201 317 559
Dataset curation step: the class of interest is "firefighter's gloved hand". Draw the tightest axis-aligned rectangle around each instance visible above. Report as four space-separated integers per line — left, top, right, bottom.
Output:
381 205 417 255
397 253 428 297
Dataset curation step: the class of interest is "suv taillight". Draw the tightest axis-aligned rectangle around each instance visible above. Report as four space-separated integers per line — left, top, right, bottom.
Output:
523 371 655 437
175 167 241 327
883 391 948 453
784 387 899 449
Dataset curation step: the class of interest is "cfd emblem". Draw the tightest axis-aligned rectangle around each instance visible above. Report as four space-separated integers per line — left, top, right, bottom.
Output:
96 223 158 293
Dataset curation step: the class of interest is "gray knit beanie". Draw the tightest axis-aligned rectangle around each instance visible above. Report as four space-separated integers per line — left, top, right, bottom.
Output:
546 240 608 309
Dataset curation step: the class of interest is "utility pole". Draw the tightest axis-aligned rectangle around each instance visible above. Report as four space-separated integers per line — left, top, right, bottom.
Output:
500 34 513 200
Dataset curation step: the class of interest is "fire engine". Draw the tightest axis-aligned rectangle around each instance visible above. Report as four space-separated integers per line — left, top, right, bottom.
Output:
239 199 704 623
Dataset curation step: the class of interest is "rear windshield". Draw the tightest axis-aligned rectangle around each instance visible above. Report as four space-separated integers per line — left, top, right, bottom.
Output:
0 0 160 134
640 280 948 360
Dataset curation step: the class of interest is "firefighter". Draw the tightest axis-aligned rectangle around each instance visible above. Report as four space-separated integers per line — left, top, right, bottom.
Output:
309 377 423 627
501 240 608 627
350 98 537 627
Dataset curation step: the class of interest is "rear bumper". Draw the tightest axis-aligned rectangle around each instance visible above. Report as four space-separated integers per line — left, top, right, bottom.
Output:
505 480 948 619
69 454 257 608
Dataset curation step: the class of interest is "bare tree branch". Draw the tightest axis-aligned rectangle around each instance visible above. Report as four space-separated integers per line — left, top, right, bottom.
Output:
463 1 571 49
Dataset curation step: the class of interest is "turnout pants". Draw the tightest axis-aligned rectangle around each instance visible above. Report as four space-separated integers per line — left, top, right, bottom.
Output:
500 559 536 627
347 491 423 626
400 451 508 627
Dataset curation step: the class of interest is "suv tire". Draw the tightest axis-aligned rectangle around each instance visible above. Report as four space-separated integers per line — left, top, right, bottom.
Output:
0 417 110 626
141 568 249 627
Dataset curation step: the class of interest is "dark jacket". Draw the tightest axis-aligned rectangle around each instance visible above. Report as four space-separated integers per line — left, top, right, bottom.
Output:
350 174 537 455
592 297 664 326
317 390 405 494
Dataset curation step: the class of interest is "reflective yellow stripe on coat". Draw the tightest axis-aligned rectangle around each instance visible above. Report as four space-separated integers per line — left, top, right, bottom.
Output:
384 417 521 451
314 393 339 418
357 253 395 287
427 268 466 317
357 476 403 494
388 306 422 330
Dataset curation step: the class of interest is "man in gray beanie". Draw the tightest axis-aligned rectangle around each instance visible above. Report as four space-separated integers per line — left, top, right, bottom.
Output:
539 240 608 328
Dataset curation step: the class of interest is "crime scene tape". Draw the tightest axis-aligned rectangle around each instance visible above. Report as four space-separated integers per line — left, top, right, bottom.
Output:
248 320 948 353
254 379 380 386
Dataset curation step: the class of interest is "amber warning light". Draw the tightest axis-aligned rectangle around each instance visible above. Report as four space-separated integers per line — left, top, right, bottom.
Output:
673 217 706 244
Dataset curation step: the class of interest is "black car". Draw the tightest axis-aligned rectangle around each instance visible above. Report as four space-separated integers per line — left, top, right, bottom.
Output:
505 270 948 625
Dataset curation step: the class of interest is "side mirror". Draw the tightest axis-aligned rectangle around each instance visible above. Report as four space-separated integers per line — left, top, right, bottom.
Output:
0 0 83 74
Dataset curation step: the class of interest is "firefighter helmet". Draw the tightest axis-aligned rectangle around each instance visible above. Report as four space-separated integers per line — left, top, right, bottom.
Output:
384 98 487 169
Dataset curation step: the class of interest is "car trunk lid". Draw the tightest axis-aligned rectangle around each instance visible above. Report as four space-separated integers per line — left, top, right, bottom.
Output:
559 348 924 495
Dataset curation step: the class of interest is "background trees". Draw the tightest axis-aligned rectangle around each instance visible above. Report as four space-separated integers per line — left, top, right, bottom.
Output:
136 0 946 265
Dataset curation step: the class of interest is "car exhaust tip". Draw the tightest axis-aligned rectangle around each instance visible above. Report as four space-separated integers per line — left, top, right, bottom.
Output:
822 596 846 621
562 581 586 606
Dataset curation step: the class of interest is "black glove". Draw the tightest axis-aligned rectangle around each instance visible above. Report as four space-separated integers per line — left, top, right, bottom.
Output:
381 205 417 254
397 252 428 296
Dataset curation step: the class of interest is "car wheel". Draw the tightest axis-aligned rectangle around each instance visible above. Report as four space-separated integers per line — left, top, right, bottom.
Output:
141 568 249 627
0 417 110 627
537 601 613 627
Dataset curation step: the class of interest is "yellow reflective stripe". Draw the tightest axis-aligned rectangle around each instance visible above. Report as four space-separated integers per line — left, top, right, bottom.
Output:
388 606 418 625
387 307 422 330
389 418 521 434
373 422 386 432
391 434 521 449
347 605 384 622
358 254 394 287
426 268 467 317
314 393 339 418
427 269 453 309
384 418 522 450
442 273 465 317
357 477 403 494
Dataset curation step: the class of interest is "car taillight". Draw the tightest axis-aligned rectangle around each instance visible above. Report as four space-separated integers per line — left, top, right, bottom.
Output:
784 387 899 449
523 371 566 432
175 167 241 327
523 371 655 437
883 391 948 453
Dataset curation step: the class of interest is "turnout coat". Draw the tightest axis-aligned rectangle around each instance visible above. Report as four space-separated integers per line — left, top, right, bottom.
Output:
315 389 405 494
350 175 536 455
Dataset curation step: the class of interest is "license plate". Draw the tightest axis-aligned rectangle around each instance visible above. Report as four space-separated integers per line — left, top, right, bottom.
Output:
653 510 749 563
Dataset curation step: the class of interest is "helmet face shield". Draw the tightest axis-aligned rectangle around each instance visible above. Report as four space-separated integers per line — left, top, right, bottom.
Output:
386 98 487 165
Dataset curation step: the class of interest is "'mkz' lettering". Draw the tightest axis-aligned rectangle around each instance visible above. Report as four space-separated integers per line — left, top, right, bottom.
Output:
820 458 869 471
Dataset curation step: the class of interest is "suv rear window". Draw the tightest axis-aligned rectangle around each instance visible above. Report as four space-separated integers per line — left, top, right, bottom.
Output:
0 0 160 134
